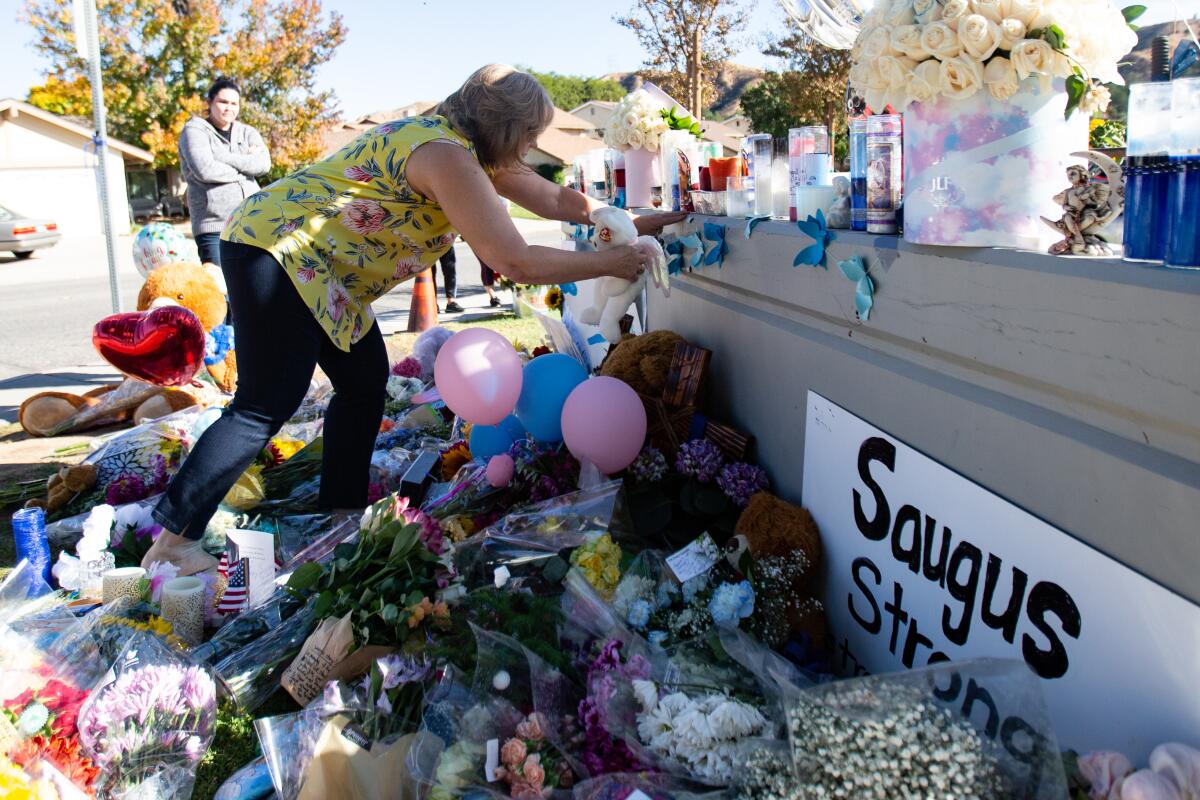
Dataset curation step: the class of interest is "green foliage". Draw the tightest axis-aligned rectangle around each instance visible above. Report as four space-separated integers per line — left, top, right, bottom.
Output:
1065 74 1088 120
431 589 570 675
661 107 703 137
1089 118 1126 149
534 164 564 184
523 67 624 111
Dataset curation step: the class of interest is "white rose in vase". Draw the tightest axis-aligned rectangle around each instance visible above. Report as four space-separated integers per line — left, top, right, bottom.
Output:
628 129 645 150
909 59 943 104
913 0 944 23
890 24 931 60
1010 37 1058 81
959 14 1004 60
862 25 898 59
997 18 1026 50
1004 0 1043 28
921 22 963 59
940 0 971 30
983 56 1021 100
970 0 1006 23
878 55 919 109
939 55 985 99
1065 7 1137 84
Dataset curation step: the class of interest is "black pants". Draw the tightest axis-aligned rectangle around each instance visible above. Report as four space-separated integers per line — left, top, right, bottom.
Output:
480 259 496 288
194 231 223 266
439 246 457 300
153 240 388 539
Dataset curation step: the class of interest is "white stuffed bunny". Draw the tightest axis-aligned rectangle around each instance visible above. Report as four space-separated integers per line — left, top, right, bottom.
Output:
579 206 668 343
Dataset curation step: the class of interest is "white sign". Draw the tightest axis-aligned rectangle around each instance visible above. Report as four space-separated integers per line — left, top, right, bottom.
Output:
802 392 1200 762
226 529 276 609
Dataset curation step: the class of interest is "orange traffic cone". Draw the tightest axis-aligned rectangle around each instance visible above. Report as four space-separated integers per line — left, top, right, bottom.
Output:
407 268 439 332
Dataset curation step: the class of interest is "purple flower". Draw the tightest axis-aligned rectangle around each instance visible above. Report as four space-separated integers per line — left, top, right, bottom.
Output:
376 654 431 690
630 446 668 483
390 357 423 378
716 462 769 507
675 439 725 482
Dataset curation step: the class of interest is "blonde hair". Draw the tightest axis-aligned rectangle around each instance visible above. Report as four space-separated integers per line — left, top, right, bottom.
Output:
435 65 554 172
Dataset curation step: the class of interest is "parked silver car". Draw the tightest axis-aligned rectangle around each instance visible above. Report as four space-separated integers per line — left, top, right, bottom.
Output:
0 204 61 259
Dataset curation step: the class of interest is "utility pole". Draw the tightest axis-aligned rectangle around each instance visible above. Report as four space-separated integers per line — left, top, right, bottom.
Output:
79 0 123 313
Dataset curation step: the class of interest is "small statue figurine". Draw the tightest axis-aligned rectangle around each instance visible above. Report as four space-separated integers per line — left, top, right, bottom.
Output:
826 175 852 229
1042 151 1124 256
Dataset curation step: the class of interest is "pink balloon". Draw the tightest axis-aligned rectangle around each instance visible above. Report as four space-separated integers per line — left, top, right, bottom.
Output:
561 376 647 475
486 454 515 488
434 328 523 425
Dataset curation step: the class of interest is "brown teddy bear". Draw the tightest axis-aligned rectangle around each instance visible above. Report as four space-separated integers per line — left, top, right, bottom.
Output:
18 262 234 437
735 492 830 654
599 329 686 397
24 464 97 513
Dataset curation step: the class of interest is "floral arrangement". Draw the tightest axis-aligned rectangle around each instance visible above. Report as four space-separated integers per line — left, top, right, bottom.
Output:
577 639 652 776
631 679 768 782
385 375 425 414
847 0 1142 116
716 462 769 507
570 534 623 599
77 651 217 796
322 653 433 741
508 438 581 504
1073 743 1200 800
494 713 576 797
603 90 669 152
391 356 423 379
675 439 724 483
544 285 564 313
629 446 668 484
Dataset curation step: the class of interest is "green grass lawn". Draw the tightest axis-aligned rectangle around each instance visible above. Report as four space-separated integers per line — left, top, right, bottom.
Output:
508 203 547 221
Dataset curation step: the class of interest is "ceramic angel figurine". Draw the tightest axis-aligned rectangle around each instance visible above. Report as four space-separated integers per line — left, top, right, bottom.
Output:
826 175 852 229
579 206 668 343
1042 152 1124 256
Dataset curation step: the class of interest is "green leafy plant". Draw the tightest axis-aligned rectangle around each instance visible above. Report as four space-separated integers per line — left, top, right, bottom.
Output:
660 107 703 138
1089 118 1126 149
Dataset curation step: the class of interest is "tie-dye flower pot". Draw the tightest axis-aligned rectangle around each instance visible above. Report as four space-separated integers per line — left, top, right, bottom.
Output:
903 79 1088 250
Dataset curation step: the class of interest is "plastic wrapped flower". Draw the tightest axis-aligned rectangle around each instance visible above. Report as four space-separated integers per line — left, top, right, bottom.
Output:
570 533 623 598
675 439 724 482
716 462 769 507
391 356 423 378
630 446 668 483
708 580 755 626
386 375 424 404
626 598 654 630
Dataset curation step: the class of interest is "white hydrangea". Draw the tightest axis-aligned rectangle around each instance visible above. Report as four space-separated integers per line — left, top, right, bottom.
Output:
603 90 669 152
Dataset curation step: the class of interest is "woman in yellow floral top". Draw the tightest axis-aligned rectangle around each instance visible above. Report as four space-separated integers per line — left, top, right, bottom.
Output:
144 65 682 573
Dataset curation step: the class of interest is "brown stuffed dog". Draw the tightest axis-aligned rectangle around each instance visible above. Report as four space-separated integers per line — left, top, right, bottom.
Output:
599 330 686 397
18 262 234 437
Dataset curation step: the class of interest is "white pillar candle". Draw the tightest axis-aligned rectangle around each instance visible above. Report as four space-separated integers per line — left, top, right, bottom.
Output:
101 566 146 605
794 186 837 224
160 576 206 646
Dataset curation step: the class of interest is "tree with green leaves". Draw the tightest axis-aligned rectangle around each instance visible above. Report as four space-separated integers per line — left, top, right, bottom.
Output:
615 0 747 118
523 68 625 111
741 16 852 163
21 0 345 177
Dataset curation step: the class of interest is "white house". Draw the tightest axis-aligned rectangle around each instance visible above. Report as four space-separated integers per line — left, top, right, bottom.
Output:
0 98 153 236
722 114 751 134
569 100 615 133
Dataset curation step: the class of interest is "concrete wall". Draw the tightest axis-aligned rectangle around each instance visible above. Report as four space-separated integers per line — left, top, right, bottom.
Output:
645 217 1200 605
0 114 133 235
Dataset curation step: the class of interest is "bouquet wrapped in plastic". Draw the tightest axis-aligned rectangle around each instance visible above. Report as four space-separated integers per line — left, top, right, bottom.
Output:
77 632 217 799
212 598 318 712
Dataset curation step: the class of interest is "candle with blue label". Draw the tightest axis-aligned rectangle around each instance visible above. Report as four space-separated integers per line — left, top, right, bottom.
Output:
1123 83 1173 263
849 118 868 231
1165 77 1200 270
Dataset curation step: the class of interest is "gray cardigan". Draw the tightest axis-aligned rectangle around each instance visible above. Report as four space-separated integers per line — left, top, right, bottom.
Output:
178 117 271 235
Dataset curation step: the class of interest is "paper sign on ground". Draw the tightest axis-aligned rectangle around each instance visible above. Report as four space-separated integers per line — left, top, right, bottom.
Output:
801 391 1200 762
226 529 276 609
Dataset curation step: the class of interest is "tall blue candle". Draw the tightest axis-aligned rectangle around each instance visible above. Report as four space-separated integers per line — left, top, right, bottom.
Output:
1165 77 1200 270
850 118 868 231
12 507 52 595
1122 83 1173 262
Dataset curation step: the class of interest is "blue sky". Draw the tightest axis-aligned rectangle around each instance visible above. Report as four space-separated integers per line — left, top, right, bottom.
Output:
0 0 1194 119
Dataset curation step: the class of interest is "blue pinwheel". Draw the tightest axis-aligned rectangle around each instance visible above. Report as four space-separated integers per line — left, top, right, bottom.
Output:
744 215 771 239
701 221 729 267
794 209 836 269
559 282 577 295
837 255 875 321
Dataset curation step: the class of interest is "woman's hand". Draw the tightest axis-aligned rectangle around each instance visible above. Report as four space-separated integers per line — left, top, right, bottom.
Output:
634 211 688 236
605 245 648 283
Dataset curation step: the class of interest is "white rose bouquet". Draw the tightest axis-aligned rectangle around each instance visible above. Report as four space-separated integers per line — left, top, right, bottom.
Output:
848 0 1141 116
603 89 670 152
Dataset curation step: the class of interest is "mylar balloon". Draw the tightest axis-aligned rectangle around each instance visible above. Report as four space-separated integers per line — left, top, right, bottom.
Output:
560 376 647 475
433 328 523 425
133 222 191 278
515 353 588 442
93 305 206 387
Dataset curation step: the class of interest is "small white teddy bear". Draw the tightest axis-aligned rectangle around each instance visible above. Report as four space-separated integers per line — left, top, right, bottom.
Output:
579 206 668 344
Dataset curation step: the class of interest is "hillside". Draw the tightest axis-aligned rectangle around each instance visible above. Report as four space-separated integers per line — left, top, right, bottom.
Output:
603 63 764 117
1120 18 1200 83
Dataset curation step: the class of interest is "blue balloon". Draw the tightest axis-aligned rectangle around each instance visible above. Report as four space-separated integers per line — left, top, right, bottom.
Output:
515 353 588 442
469 414 523 459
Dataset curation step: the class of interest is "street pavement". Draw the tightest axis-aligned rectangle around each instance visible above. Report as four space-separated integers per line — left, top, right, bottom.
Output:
0 217 565 422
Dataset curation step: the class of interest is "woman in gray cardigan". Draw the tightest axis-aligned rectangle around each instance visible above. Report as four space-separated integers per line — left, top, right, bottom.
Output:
179 78 271 266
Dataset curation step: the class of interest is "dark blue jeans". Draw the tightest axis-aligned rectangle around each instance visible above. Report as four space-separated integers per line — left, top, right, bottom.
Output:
153 240 388 539
194 232 223 266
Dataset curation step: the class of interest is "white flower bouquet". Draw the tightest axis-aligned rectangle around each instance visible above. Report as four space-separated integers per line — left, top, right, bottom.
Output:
848 0 1141 116
603 90 670 152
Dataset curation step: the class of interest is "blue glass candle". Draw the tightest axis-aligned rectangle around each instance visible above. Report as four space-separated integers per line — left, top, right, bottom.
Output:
12 507 52 594
1123 83 1173 262
850 118 868 231
1165 78 1200 270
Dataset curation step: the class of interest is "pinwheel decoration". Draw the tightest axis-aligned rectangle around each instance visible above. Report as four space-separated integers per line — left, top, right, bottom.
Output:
701 221 728 268
794 209 836 269
837 255 875 321
744 215 771 239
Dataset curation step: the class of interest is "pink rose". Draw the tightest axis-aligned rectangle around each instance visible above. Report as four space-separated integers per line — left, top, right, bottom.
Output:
501 738 527 769
344 165 373 182
509 782 543 800
515 713 545 742
1078 751 1133 799
340 198 387 235
521 754 545 790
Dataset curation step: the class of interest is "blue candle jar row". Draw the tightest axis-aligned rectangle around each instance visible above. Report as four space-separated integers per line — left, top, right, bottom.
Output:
1164 77 1200 270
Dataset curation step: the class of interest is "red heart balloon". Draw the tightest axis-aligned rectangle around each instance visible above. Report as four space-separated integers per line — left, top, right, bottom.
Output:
92 305 206 387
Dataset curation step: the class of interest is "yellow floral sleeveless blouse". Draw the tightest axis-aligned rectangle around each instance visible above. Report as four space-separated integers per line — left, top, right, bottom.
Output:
222 116 474 351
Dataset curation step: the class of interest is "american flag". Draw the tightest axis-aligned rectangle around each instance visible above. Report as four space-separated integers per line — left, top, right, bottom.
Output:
216 554 249 614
